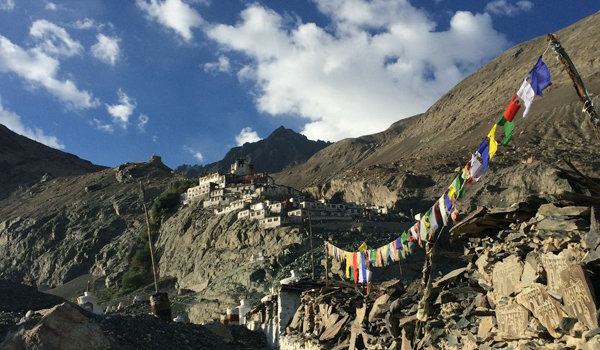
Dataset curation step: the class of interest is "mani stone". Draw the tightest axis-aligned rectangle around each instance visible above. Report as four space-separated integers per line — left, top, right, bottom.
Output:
541 251 574 299
319 314 348 342
477 316 495 339
495 303 529 339
493 255 523 297
559 264 599 330
521 253 539 287
516 283 565 338
537 204 590 218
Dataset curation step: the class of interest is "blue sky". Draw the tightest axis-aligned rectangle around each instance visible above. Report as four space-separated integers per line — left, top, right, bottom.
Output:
0 0 597 168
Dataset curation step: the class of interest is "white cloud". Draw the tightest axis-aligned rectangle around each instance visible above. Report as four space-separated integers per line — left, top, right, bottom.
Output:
152 135 158 143
72 18 103 30
183 145 204 162
0 0 14 11
91 34 120 66
203 55 231 74
45 2 58 11
90 118 114 133
207 2 509 141
29 20 83 58
485 0 534 16
136 0 204 42
137 113 149 131
106 89 136 127
235 127 261 146
0 35 98 109
0 97 65 149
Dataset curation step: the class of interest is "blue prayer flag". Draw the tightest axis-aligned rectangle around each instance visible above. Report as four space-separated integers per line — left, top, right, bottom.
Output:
395 237 402 251
529 56 551 97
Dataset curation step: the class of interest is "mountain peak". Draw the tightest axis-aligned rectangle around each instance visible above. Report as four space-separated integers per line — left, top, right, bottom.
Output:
268 125 296 138
175 126 331 176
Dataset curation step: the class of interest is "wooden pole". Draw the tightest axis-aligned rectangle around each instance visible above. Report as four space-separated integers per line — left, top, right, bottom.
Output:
139 181 159 294
325 243 329 286
416 223 446 323
307 207 316 281
547 33 600 142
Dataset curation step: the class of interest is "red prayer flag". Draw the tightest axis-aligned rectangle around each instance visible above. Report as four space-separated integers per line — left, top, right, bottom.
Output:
503 94 521 122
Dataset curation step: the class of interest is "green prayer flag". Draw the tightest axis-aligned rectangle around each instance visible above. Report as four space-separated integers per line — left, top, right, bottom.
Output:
496 114 515 146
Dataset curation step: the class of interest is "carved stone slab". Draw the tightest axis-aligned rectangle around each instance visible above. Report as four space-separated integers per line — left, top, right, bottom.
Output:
495 303 529 339
493 255 523 297
516 283 565 338
560 264 599 330
541 251 572 298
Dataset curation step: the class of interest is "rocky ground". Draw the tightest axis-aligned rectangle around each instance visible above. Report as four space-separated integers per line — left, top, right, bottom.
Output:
275 195 600 349
0 279 268 350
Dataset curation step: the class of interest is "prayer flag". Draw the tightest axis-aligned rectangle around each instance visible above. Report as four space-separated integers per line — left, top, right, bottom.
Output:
401 231 408 244
430 203 439 234
529 56 552 96
419 215 428 241
461 164 471 181
503 94 521 122
358 242 368 252
353 253 358 284
395 237 402 252
487 125 498 159
496 115 515 146
381 245 388 266
438 196 449 226
369 249 377 265
449 174 465 199
517 79 535 117
410 224 418 240
345 252 351 279
359 253 367 283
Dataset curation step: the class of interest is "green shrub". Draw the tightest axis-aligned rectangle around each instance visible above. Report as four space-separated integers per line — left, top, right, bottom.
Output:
150 191 180 223
121 270 147 294
130 245 152 273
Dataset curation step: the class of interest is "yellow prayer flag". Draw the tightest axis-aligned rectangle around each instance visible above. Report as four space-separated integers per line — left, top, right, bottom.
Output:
358 242 368 252
487 125 498 159
461 165 470 180
381 245 388 264
345 252 351 279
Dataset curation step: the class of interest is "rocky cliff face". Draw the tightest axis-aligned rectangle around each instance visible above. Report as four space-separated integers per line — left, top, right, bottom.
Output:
0 158 175 288
274 13 600 214
175 126 331 177
155 206 307 322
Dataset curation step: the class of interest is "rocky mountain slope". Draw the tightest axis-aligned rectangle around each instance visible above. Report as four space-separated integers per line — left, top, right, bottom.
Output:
274 13 600 214
0 156 176 288
0 124 105 200
175 126 331 177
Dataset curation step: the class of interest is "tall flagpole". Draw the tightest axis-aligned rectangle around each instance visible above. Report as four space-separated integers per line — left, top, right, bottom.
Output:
547 34 600 142
139 181 159 294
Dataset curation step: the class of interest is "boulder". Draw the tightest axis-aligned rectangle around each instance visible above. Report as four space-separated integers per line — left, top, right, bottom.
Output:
1 303 110 350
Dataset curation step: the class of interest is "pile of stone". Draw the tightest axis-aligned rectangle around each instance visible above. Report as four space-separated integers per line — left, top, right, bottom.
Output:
275 199 600 350
281 280 418 349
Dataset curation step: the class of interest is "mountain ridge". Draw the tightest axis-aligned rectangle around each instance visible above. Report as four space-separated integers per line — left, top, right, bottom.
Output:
0 124 106 200
175 126 331 177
